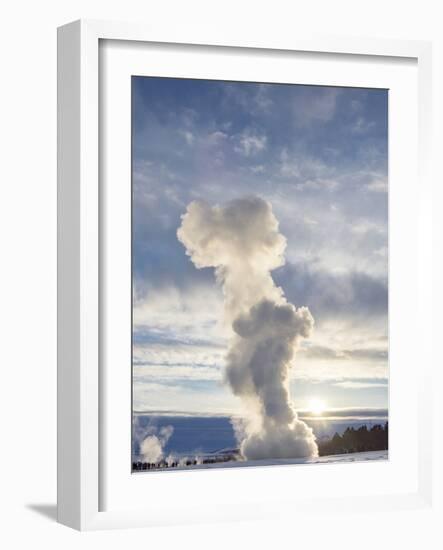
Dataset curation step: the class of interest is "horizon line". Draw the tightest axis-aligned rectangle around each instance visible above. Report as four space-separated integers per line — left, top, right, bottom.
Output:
133 406 389 419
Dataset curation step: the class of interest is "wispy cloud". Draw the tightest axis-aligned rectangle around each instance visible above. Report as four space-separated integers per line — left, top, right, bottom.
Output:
366 177 388 193
333 380 388 390
234 129 267 156
300 344 387 363
179 130 195 145
299 406 388 419
293 88 341 127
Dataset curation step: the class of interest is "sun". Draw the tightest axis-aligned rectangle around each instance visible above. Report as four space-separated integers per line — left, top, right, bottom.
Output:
307 398 326 416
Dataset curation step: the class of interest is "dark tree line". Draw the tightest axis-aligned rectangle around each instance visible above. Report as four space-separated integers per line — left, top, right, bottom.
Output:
318 422 388 456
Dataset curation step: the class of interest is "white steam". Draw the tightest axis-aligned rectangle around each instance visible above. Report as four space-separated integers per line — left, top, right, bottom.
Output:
177 196 318 460
140 425 174 463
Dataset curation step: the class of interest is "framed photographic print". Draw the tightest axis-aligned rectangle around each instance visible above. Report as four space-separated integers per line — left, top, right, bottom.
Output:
57 20 433 530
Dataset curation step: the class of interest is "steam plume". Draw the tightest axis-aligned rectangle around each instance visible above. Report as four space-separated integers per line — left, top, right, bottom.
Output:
177 196 318 460
139 425 174 463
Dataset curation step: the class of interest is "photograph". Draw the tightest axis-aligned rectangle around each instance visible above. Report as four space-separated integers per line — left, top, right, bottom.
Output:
131 76 389 472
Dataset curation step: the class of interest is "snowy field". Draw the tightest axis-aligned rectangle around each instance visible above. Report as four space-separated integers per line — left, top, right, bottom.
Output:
134 450 388 473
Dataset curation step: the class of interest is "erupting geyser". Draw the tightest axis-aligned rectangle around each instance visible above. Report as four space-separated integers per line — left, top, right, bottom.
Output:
177 196 318 460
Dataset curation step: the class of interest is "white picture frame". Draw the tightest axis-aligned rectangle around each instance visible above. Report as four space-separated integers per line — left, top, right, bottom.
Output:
57 19 433 531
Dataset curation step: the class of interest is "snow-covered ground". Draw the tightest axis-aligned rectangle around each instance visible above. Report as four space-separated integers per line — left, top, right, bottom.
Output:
135 450 388 473
307 450 388 464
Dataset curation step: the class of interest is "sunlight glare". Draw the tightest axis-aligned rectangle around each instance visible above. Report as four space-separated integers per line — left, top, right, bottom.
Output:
308 398 326 415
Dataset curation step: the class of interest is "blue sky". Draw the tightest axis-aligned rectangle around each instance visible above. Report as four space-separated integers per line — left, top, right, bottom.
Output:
132 77 388 416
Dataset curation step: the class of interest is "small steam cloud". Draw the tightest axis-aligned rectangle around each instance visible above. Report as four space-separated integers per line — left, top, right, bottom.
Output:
139 425 174 463
178 196 318 460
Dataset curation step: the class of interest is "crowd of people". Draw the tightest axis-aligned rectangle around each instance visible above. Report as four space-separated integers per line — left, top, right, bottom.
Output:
132 453 234 471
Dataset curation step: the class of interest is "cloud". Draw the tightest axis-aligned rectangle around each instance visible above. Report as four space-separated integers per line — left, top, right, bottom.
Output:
222 82 274 114
300 344 387 363
366 177 388 193
133 284 225 345
351 220 386 235
134 363 222 382
234 130 267 157
132 285 228 391
133 328 222 350
299 407 388 419
293 88 341 127
279 147 300 178
250 164 265 174
207 130 228 145
278 147 333 184
274 261 388 321
133 379 239 415
351 116 376 135
333 380 388 389
179 130 195 145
